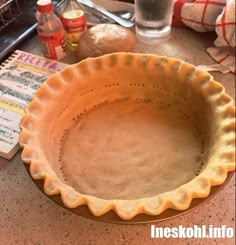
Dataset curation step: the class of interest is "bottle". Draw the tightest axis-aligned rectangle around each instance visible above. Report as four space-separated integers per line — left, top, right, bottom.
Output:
59 0 87 51
37 0 67 60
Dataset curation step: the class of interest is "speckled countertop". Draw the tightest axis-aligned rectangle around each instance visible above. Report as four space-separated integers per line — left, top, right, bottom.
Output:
0 27 235 245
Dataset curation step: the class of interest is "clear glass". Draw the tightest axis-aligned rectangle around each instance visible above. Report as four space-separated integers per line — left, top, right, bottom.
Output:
135 0 175 42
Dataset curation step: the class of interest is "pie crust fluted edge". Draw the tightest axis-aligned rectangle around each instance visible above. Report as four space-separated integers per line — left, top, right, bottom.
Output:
19 53 235 220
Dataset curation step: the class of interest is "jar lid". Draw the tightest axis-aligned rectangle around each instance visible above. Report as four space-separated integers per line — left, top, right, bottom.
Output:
37 0 53 13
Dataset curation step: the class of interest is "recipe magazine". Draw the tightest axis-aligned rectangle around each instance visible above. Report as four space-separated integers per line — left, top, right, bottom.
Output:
0 50 67 160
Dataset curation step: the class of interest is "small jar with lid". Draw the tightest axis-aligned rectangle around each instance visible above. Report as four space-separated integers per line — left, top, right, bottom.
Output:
58 0 87 51
37 0 67 59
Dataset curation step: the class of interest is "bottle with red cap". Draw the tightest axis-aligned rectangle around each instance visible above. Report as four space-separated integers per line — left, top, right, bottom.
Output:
58 0 87 51
37 0 67 60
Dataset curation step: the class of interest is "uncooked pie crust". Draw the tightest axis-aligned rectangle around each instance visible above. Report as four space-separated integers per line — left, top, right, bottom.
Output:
19 53 235 220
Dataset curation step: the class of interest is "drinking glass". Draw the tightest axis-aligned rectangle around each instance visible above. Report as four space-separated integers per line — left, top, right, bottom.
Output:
135 0 175 41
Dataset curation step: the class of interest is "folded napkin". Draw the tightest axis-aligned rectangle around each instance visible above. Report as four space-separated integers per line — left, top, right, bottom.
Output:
173 0 235 74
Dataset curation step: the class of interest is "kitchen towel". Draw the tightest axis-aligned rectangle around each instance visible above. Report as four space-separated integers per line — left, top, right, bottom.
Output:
173 0 235 74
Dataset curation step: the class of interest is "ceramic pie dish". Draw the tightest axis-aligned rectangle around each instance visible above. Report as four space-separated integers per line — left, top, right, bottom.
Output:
19 53 235 220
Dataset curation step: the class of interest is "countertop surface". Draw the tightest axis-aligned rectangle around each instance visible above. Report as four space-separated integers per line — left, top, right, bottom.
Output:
0 25 235 245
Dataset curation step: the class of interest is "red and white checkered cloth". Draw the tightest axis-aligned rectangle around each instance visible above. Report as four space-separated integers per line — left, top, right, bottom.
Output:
173 0 236 74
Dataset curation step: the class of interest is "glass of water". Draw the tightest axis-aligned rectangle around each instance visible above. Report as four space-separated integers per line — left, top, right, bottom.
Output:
135 0 175 41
